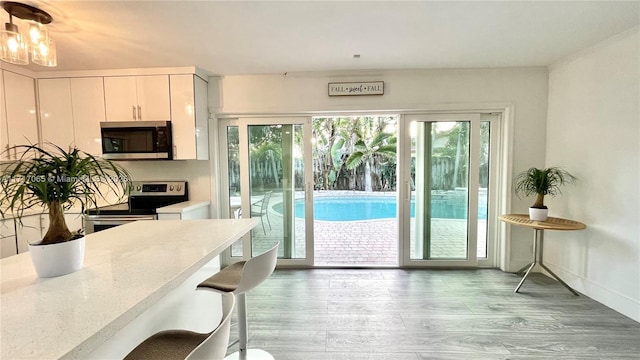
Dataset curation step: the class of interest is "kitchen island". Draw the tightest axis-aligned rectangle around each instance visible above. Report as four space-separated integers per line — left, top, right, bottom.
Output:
0 218 258 359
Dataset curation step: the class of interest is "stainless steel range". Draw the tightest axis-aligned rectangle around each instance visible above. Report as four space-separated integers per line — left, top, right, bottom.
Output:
84 181 188 234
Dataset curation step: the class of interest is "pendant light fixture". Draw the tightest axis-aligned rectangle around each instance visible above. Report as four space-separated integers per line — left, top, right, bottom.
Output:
1 1 56 67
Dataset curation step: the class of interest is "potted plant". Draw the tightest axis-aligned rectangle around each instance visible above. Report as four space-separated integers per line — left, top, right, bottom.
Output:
513 166 577 221
0 144 131 277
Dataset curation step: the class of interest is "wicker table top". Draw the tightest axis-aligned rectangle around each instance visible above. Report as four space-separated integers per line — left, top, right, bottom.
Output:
499 214 587 231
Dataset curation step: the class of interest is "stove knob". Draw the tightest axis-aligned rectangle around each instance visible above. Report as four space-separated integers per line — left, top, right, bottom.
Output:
170 185 174 191
177 185 182 191
136 185 141 191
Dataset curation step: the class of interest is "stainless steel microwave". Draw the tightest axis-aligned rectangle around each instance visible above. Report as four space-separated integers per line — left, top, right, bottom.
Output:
100 121 173 160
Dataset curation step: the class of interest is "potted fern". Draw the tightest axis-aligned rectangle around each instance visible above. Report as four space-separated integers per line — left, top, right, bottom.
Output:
513 166 577 221
0 144 131 277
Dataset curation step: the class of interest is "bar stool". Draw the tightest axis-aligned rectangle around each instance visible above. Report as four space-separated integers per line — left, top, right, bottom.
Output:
197 243 279 360
124 292 235 360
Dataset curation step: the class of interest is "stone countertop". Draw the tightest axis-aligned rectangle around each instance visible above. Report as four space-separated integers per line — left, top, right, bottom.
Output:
0 218 258 360
155 200 210 214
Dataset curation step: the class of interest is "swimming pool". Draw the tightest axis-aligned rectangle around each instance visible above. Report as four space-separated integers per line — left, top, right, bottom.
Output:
272 196 487 221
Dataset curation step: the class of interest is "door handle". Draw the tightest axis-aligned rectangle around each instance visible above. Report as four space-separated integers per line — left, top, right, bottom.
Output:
132 105 136 120
406 181 411 201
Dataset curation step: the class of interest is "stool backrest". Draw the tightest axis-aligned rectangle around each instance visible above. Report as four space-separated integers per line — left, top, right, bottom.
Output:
235 243 279 295
185 292 235 360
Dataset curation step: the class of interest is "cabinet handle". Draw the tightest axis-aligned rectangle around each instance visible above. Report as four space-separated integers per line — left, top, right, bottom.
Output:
137 106 141 120
132 105 136 120
173 145 177 158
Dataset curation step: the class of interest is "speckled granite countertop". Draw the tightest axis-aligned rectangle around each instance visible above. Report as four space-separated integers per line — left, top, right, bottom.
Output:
0 218 258 359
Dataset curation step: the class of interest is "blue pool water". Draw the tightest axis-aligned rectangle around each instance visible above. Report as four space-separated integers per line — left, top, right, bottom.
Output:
272 196 487 221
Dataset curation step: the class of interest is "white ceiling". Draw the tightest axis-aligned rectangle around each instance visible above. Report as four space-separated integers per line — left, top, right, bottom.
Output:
4 1 640 75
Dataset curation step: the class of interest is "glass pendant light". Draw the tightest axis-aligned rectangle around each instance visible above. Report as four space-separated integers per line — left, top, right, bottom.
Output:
1 2 56 67
28 21 47 48
32 36 56 67
0 20 28 65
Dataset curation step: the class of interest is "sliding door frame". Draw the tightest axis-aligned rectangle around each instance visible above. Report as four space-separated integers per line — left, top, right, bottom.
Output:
215 105 513 270
218 117 314 267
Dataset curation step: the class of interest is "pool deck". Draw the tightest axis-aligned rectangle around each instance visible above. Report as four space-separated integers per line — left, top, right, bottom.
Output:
247 191 487 266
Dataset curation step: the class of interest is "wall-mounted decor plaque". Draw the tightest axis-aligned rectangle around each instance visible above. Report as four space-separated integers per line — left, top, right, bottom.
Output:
328 81 384 96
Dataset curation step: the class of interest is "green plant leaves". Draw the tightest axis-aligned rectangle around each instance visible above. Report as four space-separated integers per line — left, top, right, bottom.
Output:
1 143 132 243
513 166 577 207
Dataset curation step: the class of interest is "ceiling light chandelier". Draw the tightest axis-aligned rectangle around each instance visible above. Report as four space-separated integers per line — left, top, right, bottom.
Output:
0 1 56 67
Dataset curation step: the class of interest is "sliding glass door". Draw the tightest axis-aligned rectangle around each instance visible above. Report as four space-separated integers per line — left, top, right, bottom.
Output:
219 117 314 266
399 113 498 267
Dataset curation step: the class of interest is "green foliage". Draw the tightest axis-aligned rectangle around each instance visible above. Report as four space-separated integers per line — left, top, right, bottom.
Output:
311 116 397 191
513 166 577 207
0 144 131 243
345 151 365 170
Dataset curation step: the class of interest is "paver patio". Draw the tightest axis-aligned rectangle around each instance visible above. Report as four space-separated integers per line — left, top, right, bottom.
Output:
244 191 487 266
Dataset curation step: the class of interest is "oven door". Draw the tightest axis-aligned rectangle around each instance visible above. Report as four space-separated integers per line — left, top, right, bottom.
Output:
84 215 157 234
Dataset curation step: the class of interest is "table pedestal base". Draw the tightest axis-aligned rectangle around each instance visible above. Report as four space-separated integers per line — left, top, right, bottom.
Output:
514 228 579 296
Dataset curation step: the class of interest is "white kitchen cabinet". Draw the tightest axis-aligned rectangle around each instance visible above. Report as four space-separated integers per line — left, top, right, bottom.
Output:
157 201 210 220
63 212 84 234
2 70 38 159
0 71 8 161
170 74 209 160
15 214 42 253
0 236 17 258
71 77 106 156
104 75 170 122
16 212 84 254
38 77 105 156
1 219 16 258
38 78 75 150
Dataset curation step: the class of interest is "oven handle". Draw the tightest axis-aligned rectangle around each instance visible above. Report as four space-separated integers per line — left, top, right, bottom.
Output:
85 216 157 224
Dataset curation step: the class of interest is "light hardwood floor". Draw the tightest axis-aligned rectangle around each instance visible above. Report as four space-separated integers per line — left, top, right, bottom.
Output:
227 269 640 359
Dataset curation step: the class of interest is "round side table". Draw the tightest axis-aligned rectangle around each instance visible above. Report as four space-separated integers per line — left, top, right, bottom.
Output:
499 214 586 295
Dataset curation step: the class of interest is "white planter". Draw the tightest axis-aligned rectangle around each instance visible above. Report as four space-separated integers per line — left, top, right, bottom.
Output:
529 207 549 222
28 236 86 278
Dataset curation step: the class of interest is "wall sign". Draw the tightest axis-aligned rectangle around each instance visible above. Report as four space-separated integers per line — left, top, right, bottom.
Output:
328 81 384 96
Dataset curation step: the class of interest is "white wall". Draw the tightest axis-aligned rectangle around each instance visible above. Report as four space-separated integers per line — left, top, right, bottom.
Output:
545 27 639 321
216 67 550 269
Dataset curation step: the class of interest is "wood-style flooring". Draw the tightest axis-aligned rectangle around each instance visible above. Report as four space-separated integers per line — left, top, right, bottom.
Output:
227 269 640 359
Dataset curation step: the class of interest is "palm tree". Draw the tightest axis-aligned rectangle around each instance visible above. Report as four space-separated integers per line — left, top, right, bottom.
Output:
345 118 397 192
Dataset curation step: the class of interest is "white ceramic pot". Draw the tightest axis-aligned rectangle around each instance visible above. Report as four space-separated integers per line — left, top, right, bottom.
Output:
28 236 86 278
529 207 549 222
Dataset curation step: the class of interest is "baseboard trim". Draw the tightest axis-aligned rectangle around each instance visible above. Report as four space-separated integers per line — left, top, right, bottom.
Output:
544 262 640 322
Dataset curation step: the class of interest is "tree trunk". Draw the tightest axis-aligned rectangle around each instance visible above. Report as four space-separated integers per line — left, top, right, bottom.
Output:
365 161 372 192
533 193 546 208
452 129 462 188
41 201 73 245
349 169 356 190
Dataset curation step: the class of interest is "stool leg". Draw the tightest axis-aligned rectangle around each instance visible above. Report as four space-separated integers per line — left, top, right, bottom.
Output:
225 293 274 360
237 293 248 359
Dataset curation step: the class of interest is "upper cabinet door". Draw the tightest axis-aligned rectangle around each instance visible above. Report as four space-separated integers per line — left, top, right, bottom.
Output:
0 71 8 161
3 71 38 151
136 75 170 121
170 74 208 160
104 76 138 121
103 75 170 121
38 78 75 150
70 77 105 155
